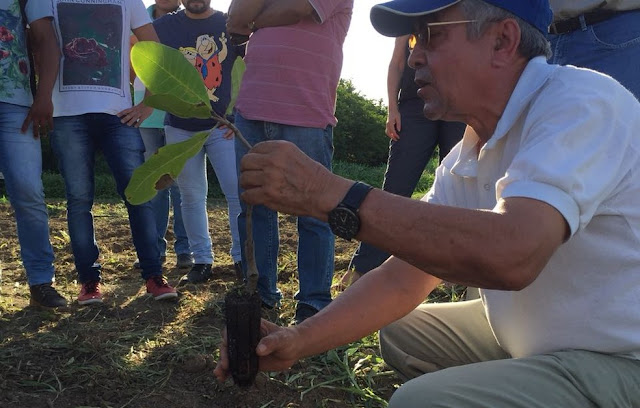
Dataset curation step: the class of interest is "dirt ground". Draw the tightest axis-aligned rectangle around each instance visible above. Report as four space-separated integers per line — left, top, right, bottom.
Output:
0 201 398 408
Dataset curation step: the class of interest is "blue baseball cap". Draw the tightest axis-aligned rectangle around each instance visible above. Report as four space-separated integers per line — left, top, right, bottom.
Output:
371 0 552 36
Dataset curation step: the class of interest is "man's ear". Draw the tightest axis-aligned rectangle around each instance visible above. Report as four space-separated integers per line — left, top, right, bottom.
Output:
491 18 521 67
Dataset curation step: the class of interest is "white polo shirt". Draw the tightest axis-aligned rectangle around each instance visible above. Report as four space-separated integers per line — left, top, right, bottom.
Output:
425 56 640 359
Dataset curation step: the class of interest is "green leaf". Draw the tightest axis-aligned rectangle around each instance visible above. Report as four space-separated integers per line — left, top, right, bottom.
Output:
131 41 209 106
225 56 246 116
125 130 211 205
143 94 211 119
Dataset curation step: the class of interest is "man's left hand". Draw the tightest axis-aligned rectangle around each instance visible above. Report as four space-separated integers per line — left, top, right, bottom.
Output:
214 319 302 382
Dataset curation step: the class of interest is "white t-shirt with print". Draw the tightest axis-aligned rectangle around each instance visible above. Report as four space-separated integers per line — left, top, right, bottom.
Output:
51 0 150 117
425 57 640 360
0 0 53 107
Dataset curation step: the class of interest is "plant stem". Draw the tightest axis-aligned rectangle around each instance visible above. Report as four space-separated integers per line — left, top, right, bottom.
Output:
212 112 258 294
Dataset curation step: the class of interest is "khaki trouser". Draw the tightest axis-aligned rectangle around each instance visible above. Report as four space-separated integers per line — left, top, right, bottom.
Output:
380 300 640 408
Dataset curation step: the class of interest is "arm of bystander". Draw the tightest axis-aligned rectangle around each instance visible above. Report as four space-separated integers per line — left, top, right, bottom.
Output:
21 17 59 138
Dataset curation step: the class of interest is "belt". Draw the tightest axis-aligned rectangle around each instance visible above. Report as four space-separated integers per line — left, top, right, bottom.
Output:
549 9 621 34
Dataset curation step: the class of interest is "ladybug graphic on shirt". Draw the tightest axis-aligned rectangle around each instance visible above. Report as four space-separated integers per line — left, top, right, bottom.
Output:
191 33 228 102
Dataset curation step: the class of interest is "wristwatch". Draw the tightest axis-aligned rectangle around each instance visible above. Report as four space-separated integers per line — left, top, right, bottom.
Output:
328 182 373 240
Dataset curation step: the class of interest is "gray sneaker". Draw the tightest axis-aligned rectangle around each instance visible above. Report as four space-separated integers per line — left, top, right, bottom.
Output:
176 253 195 269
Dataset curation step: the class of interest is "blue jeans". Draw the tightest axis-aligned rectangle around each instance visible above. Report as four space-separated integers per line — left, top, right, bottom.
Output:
139 127 190 257
351 100 465 273
165 126 241 264
234 113 335 311
548 10 640 99
0 102 56 286
51 114 162 283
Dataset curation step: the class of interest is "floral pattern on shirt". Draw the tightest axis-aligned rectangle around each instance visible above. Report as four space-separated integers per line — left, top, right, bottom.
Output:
0 1 30 101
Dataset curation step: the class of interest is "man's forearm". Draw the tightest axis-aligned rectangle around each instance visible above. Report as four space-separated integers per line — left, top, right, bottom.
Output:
294 257 440 359
228 0 315 32
352 189 566 290
30 19 60 100
228 0 265 32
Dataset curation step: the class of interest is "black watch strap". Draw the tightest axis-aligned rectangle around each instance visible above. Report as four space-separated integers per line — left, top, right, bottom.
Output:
341 181 373 211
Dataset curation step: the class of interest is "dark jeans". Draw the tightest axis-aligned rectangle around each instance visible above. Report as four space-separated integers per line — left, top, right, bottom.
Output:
351 99 465 274
234 113 336 311
51 114 162 283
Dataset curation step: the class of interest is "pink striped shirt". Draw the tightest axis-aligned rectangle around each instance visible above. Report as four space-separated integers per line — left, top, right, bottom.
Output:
235 0 353 128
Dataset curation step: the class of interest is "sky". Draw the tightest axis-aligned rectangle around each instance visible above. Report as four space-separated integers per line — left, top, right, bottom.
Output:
142 0 395 103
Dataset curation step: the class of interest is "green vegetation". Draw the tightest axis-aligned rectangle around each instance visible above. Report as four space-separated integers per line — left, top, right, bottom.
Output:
334 79 390 166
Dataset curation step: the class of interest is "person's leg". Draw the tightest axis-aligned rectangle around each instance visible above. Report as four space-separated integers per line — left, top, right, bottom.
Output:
0 103 56 286
234 113 281 307
388 349 640 408
168 183 191 257
435 120 466 162
276 123 335 312
96 114 162 281
203 127 241 263
139 127 169 257
383 99 439 197
51 115 101 283
548 10 640 99
380 299 509 381
350 99 439 276
164 126 212 265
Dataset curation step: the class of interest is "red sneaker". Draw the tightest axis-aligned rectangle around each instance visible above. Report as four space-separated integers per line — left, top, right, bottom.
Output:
146 276 178 301
78 280 103 305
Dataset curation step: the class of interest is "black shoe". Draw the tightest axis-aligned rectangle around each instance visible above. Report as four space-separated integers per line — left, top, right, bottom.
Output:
176 253 195 269
30 283 68 308
293 303 318 325
134 255 166 269
233 261 243 282
187 263 213 283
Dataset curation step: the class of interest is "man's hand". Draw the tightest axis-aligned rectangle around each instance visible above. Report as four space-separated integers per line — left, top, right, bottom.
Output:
214 319 302 382
220 124 235 139
239 140 351 220
385 107 401 141
117 103 153 127
21 95 54 139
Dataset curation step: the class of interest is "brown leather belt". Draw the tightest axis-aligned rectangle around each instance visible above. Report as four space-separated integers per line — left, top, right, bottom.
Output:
549 9 621 34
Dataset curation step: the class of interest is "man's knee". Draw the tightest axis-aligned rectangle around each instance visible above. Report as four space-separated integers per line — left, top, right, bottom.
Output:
388 374 456 408
379 319 406 372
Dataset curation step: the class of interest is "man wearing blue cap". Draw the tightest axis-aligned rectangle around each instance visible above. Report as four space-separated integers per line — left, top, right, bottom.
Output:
215 1 640 406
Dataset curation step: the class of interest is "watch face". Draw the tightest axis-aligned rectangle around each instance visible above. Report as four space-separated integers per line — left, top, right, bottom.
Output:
328 206 360 240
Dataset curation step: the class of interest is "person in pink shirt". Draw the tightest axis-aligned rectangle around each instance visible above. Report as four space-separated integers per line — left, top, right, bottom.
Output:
227 0 353 325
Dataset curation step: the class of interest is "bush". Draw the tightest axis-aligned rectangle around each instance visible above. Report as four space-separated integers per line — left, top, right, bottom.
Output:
334 79 390 166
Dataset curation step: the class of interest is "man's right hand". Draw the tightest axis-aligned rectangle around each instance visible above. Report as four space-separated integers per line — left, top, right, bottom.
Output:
21 94 54 139
385 107 401 141
239 140 351 221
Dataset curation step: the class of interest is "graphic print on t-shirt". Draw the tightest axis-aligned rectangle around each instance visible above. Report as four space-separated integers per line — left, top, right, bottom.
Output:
0 2 30 100
56 0 124 95
178 32 227 102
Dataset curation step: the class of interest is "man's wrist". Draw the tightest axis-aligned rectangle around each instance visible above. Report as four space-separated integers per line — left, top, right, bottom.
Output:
315 176 353 221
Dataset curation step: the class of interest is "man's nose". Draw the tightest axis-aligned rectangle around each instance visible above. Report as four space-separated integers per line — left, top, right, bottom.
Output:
407 47 425 70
